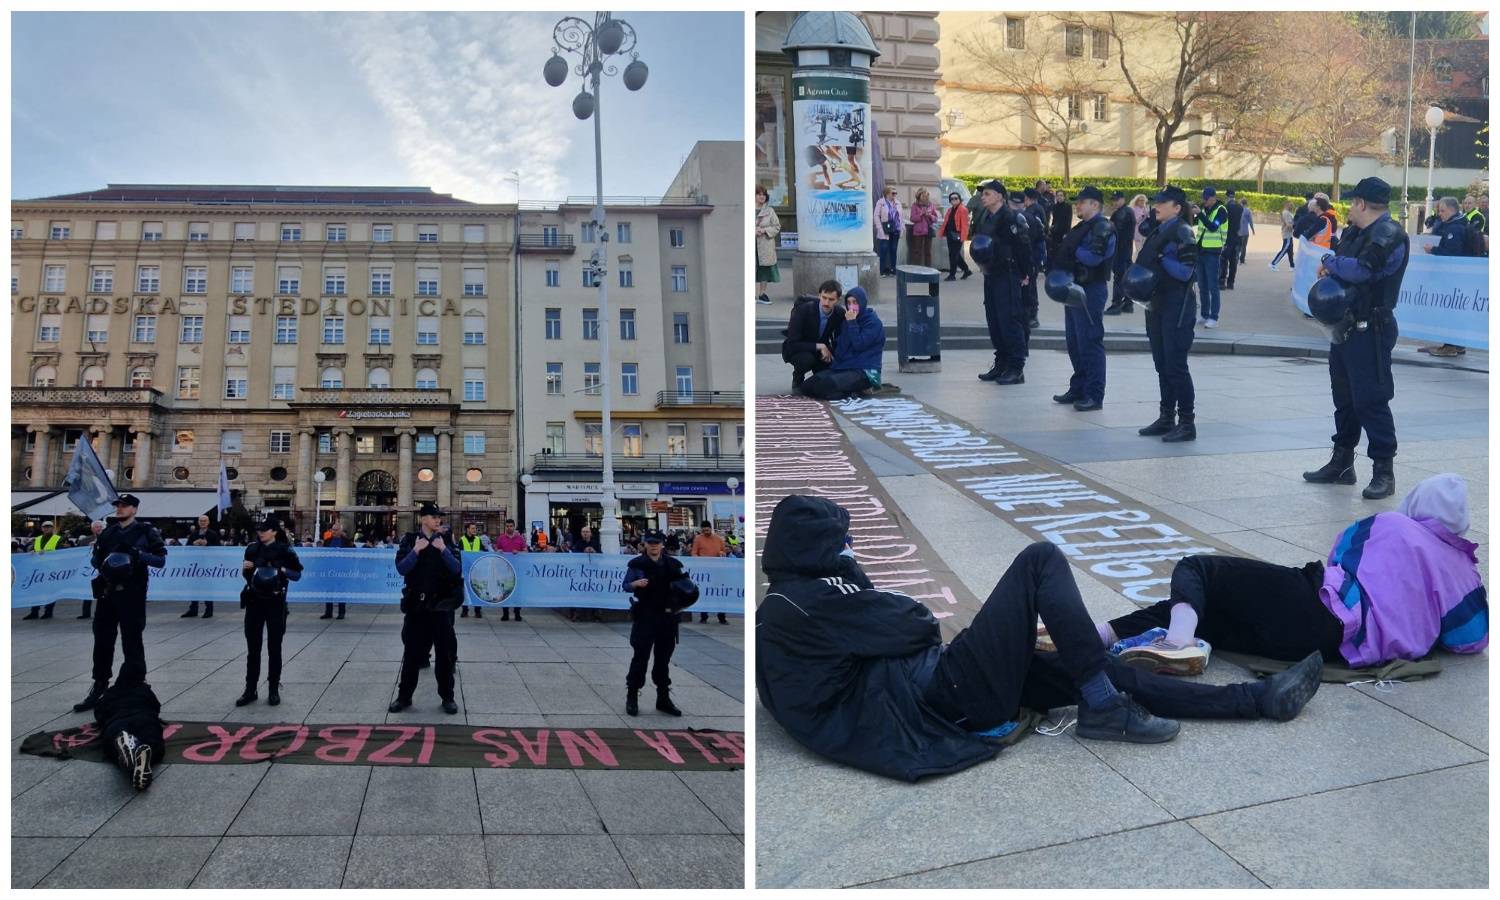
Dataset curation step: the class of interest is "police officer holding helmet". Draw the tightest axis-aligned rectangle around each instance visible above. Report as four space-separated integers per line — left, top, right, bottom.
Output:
1302 177 1408 500
1048 185 1115 412
236 517 303 707
1124 186 1200 443
623 529 692 717
970 179 1034 385
390 501 463 714
74 494 167 712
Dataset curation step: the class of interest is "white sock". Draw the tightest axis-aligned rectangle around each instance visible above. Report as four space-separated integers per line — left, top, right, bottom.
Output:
1097 622 1117 646
1166 603 1199 648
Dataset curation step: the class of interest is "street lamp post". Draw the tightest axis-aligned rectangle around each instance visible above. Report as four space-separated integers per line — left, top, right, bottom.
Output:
543 12 648 557
312 469 326 545
1424 106 1445 225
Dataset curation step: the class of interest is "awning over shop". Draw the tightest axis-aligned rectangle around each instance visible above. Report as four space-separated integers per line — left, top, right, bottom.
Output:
11 489 219 519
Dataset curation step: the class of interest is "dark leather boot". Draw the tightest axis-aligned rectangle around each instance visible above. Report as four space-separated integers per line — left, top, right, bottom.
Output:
234 685 258 706
73 681 107 712
1052 390 1081 404
626 689 640 717
1303 446 1357 485
1162 416 1196 443
268 683 281 706
1138 410 1175 436
994 369 1025 385
656 689 683 717
1363 458 1395 500
978 363 1003 381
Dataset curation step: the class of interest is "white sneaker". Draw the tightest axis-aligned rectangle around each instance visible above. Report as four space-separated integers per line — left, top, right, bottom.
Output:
1205 319 1218 329
1269 263 1279 272
1119 636 1213 676
1197 317 1207 326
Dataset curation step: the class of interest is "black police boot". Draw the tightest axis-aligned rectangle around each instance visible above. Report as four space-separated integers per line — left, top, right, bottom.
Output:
1303 446 1357 485
234 685 258 707
1363 458 1395 500
656 689 683 717
1052 389 1081 404
441 698 459 714
388 697 411 713
268 683 281 706
994 369 1025 385
319 607 333 620
1138 410 1175 436
336 605 345 620
21 608 40 620
626 689 640 716
978 362 1003 381
73 681 107 712
201 603 212 619
1162 415 1196 443
1073 397 1103 412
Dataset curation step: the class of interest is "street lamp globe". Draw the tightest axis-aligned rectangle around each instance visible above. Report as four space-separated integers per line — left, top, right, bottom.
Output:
572 89 595 120
519 473 533 487
726 477 740 494
313 471 326 484
1424 105 1445 130
596 18 626 55
623 58 649 92
543 53 568 87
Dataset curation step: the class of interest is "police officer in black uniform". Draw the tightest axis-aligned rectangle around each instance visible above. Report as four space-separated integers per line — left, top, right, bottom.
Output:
1301 177 1408 500
389 502 463 714
1105 191 1138 314
236 517 304 707
1128 186 1200 443
74 494 167 712
623 530 688 717
1020 188 1049 335
1049 186 1116 412
972 179 1034 385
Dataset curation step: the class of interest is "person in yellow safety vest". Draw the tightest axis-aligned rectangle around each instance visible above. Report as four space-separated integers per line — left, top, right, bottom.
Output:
22 521 62 620
458 522 492 619
1195 187 1228 329
1461 195 1487 255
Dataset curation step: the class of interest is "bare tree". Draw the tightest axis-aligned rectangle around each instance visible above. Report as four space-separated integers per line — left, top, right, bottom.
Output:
1219 26 1314 192
1109 12 1272 186
952 15 1112 188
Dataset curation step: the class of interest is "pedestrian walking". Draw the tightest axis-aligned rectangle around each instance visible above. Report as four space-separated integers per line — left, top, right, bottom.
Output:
179 514 221 619
21 521 62 620
972 180 1033 385
389 502 463 714
874 187 903 276
73 495 167 712
458 521 492 619
1238 199 1254 265
236 517 303 707
1270 200 1297 271
937 191 972 281
1194 187 1228 327
1301 177 1408 500
908 188 939 267
624 530 689 717
755 185 780 305
1129 186 1200 443
1049 186 1114 413
1105 191 1137 314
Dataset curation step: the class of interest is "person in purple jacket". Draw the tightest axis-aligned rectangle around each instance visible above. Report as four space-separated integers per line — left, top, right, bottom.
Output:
1100 474 1487 674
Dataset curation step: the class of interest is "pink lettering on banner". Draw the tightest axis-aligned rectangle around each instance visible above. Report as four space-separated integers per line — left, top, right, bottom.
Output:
182 725 256 763
418 725 435 765
367 726 425 765
670 731 720 763
512 730 552 766
635 730 686 765
314 725 372 763
53 722 100 753
241 725 310 762
558 730 620 768
705 732 745 765
472 729 520 768
161 723 182 742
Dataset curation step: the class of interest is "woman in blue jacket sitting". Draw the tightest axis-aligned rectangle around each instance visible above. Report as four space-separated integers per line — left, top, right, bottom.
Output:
797 286 885 400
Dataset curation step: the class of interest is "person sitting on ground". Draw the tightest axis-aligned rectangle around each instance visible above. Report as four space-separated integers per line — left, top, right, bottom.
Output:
1099 473 1487 675
94 677 163 792
796 287 885 401
756 495 1324 782
781 280 845 391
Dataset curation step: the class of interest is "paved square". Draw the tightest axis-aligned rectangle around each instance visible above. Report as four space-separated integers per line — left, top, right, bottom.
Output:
11 609 743 888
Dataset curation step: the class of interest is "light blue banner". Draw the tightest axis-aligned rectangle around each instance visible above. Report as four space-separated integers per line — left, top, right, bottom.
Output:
1289 237 1489 349
10 548 745 614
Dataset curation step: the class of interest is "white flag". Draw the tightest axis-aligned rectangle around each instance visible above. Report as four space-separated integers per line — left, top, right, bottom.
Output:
218 461 232 515
62 438 119 520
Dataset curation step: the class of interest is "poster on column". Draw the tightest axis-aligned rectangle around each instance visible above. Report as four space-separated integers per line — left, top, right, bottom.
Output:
9 548 745 613
791 71 870 252
1289 237 1489 349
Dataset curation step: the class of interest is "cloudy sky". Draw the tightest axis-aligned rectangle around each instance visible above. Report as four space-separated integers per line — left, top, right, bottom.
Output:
12 11 743 202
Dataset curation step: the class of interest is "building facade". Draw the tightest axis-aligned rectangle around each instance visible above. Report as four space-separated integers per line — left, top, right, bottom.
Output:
514 141 745 543
10 186 516 539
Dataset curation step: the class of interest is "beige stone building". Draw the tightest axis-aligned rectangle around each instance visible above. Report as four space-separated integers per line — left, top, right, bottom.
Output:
10 186 516 538
514 141 745 541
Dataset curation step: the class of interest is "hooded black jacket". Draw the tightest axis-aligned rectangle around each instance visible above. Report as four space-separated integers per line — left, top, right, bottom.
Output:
756 495 999 781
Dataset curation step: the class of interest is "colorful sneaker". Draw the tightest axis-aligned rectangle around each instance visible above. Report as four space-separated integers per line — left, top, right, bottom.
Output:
1118 636 1212 676
972 720 1021 740
1108 627 1168 657
1034 626 1057 653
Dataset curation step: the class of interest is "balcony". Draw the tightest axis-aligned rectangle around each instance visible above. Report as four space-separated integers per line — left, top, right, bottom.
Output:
293 387 453 407
518 233 576 254
532 452 743 474
654 390 744 409
13 387 163 407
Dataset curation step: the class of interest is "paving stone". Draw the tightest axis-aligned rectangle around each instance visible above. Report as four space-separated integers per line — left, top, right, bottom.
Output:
613 833 744 888
229 764 369 835
1191 762 1488 887
1352 653 1487 752
98 763 268 836
485 834 636 888
11 758 139 837
12 758 66 797
343 834 490 888
357 767 481 835
39 836 219 887
192 835 352 887
678 770 745 834
474 769 604 834
576 770 727 835
11 836 85 887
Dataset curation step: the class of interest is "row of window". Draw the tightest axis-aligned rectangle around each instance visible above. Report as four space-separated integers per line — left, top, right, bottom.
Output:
37 313 487 347
542 363 696 398
544 422 740 458
21 221 488 244
22 263 488 297
32 363 489 400
540 308 690 343
540 260 690 291
1002 17 1110 60
541 221 682 246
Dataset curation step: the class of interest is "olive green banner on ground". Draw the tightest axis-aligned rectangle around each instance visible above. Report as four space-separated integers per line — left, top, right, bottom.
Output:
756 395 980 636
22 721 744 771
832 396 1244 608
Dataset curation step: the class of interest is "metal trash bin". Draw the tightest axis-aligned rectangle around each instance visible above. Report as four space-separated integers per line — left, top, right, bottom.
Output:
895 264 942 373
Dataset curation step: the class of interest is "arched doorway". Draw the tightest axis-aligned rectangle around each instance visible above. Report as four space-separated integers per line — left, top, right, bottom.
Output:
355 469 398 541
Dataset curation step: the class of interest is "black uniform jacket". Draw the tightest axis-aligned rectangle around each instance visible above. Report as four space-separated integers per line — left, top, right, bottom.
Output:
91 520 167 591
242 539 304 601
756 495 999 782
624 552 687 616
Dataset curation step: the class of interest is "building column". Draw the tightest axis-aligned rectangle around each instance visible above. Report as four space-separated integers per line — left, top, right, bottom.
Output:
90 425 114 478
28 426 51 487
436 427 454 510
130 429 153 487
334 427 355 525
396 427 416 531
294 427 314 514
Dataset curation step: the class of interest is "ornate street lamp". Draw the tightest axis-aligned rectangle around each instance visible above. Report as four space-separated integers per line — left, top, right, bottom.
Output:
1423 105 1445 225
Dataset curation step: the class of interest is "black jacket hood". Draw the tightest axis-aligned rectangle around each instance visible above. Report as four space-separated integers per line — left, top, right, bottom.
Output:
761 495 849 580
